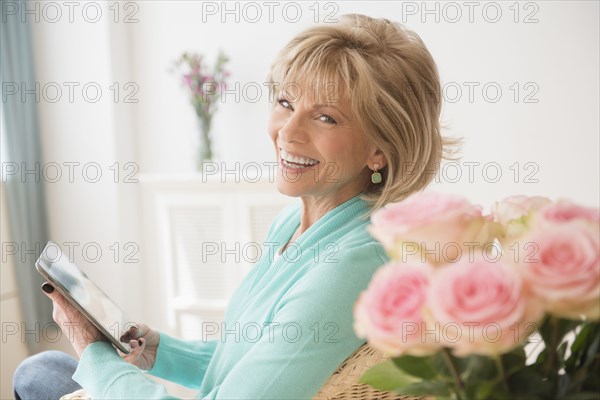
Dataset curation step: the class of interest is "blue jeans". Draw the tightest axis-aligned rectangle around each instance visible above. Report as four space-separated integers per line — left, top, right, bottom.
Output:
13 350 83 400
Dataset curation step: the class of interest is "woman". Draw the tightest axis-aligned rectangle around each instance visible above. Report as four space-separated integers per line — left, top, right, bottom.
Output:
14 13 453 400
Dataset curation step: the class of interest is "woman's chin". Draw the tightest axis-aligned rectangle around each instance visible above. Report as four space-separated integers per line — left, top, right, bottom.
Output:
275 183 303 198
275 179 314 198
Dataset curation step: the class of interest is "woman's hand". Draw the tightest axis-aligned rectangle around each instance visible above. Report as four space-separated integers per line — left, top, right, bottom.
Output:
42 282 104 357
118 323 160 371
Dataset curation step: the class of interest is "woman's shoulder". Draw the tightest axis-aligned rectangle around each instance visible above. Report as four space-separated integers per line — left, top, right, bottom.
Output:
322 229 389 272
307 211 389 276
325 208 386 262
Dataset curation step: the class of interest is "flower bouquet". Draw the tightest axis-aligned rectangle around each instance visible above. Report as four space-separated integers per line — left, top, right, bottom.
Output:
354 192 600 400
172 50 229 170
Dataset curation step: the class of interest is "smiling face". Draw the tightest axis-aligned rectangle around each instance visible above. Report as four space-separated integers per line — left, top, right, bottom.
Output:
268 81 382 205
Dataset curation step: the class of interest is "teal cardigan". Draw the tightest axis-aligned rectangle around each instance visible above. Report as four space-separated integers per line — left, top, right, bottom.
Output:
73 195 389 399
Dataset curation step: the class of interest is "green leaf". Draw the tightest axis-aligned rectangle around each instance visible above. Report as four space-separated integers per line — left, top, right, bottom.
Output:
538 317 578 349
565 323 593 372
536 347 547 369
561 392 600 400
581 356 600 392
507 365 554 398
359 359 419 392
537 316 553 344
392 354 438 380
460 356 505 400
394 380 451 397
431 350 470 379
464 379 499 400
556 373 572 398
569 366 592 390
476 381 501 400
463 354 498 381
582 325 600 368
563 322 600 396
567 356 600 395
557 340 569 366
502 346 527 376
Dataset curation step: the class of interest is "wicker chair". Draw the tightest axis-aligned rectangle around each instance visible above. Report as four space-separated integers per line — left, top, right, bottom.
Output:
313 343 417 400
60 343 415 400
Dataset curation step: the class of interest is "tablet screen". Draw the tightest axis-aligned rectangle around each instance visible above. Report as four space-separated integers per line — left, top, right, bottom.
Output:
36 241 132 353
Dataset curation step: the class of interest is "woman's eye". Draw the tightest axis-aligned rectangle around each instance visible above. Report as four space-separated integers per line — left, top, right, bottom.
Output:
278 98 292 110
319 114 337 124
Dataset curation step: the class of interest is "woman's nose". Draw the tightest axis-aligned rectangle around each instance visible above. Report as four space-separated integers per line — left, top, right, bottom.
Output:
278 113 308 144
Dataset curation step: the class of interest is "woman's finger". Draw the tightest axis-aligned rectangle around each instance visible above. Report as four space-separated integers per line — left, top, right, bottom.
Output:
120 324 139 342
130 339 143 351
41 283 71 325
41 282 69 309
135 324 150 337
122 339 143 362
41 282 83 323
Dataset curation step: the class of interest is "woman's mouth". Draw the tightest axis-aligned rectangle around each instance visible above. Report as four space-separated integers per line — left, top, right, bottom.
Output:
279 148 320 171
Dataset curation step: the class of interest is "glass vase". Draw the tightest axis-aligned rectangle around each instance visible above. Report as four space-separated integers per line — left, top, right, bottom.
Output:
197 116 213 172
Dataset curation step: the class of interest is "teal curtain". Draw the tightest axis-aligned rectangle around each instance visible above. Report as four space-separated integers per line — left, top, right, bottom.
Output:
1 2 53 352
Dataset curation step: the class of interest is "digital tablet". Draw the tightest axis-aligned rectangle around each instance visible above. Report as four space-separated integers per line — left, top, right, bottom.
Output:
35 241 133 354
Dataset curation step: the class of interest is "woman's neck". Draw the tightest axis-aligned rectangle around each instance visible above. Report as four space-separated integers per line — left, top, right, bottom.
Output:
296 191 362 234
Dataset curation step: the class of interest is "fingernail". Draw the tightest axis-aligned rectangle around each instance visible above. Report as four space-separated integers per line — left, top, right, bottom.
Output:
41 282 54 294
138 339 143 346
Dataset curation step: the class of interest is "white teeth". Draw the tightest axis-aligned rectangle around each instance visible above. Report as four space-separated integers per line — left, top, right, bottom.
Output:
280 148 319 166
282 160 305 169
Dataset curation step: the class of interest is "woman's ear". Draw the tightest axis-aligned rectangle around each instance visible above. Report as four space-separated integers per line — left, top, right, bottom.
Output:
367 148 386 170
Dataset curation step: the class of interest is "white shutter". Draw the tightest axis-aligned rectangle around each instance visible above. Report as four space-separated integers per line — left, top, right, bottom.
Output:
139 175 292 335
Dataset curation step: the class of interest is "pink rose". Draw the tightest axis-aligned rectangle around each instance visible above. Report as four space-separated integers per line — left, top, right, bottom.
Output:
369 192 499 265
518 223 600 320
492 195 552 243
353 263 440 356
538 201 600 225
429 258 543 356
493 195 552 225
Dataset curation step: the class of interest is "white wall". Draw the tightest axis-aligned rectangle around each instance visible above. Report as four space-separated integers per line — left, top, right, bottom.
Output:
24 0 599 329
125 1 599 210
29 1 143 322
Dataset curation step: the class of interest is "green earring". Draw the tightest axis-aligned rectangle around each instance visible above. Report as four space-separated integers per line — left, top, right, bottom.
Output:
371 163 382 184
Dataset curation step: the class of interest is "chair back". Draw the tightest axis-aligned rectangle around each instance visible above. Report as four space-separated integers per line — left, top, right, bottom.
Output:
313 343 421 400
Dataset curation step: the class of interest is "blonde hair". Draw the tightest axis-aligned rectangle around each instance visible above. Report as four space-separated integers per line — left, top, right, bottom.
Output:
266 14 460 215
